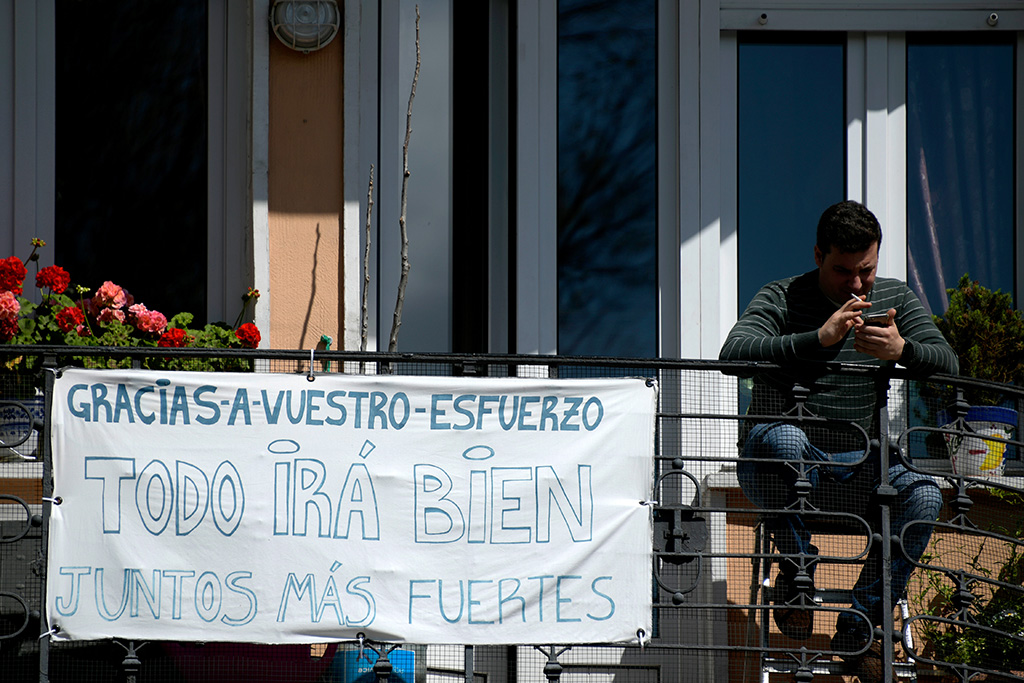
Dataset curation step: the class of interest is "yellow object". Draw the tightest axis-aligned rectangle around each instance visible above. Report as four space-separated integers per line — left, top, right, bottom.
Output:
980 433 1007 471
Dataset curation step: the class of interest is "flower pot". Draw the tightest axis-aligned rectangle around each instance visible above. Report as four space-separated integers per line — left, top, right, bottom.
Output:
943 405 1018 476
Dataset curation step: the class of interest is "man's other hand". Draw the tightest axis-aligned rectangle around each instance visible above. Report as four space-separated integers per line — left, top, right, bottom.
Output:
819 296 869 347
852 308 905 360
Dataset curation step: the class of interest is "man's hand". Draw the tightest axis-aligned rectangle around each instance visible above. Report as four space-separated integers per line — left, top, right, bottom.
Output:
818 296 869 347
852 308 905 360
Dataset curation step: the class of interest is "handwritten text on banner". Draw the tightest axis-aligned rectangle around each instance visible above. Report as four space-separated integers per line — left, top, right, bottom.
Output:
47 369 657 645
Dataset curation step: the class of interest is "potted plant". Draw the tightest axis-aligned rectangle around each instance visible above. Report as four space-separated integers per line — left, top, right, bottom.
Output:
931 274 1024 475
0 239 261 365
0 239 263 460
912 487 1024 680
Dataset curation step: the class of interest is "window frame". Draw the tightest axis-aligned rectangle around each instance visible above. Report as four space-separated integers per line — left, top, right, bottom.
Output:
348 1 1024 358
1 0 255 325
715 2 1024 355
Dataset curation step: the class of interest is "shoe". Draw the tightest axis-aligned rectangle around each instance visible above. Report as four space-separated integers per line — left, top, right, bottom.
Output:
773 570 816 640
771 544 818 640
831 631 892 683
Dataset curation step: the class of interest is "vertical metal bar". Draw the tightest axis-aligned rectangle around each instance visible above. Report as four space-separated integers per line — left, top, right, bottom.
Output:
464 645 474 683
373 645 392 683
39 356 57 683
505 645 517 683
876 377 895 682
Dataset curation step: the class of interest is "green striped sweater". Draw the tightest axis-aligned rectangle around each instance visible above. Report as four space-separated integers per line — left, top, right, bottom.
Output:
720 270 959 452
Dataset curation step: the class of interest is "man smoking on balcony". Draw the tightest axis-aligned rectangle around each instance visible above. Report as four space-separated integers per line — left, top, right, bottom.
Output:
719 200 958 680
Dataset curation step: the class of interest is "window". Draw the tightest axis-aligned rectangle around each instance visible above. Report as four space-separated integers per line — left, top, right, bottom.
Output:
10 0 253 327
906 33 1015 314
55 1 209 321
556 0 658 357
736 33 845 312
369 0 660 357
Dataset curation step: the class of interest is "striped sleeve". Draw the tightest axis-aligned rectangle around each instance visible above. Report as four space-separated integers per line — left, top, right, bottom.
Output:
883 280 959 375
719 278 821 363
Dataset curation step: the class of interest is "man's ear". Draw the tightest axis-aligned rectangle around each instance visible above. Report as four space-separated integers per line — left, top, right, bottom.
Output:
813 245 824 268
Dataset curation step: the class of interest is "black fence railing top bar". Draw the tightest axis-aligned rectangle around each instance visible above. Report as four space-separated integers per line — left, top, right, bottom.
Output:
0 343 991 389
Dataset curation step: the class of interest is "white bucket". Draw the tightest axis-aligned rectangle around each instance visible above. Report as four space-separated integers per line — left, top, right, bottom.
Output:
945 419 1014 476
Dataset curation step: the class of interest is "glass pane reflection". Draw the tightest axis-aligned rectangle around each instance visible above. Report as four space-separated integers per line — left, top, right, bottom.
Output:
907 35 1014 314
737 35 845 312
557 0 657 357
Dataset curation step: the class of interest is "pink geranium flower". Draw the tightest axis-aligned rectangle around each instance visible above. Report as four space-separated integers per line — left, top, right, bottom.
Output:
0 290 20 320
0 291 20 342
97 307 126 324
129 304 168 334
93 281 128 309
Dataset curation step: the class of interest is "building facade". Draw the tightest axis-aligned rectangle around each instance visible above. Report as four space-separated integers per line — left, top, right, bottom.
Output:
3 0 1021 354
2 4 1023 681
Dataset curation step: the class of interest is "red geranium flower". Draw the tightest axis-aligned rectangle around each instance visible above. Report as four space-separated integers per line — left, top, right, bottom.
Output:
0 256 27 294
235 323 261 348
55 305 86 333
36 265 71 294
158 328 191 348
0 316 18 342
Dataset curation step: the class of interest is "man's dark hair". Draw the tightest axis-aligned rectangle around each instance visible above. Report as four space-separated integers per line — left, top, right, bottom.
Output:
816 200 882 254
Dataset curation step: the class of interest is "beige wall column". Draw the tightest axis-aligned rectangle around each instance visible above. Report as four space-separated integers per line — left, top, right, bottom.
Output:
267 38 344 350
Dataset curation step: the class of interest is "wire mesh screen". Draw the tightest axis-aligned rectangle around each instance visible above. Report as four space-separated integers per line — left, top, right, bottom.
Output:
0 349 1021 682
0 367 46 682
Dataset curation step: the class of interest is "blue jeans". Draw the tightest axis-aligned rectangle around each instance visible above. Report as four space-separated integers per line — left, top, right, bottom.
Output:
737 422 942 636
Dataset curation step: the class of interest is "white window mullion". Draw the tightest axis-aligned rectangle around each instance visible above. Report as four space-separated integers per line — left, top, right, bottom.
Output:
700 0 724 360
885 32 907 281
846 33 866 203
487 0 511 353
377 1 403 350
341 0 373 350
252 0 272 344
207 0 254 327
674 2 706 357
715 30 737 355
863 31 907 281
863 32 889 218
11 0 56 262
515 0 557 355
657 0 681 359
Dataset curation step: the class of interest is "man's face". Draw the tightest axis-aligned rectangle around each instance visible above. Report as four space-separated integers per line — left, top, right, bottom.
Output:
814 241 879 302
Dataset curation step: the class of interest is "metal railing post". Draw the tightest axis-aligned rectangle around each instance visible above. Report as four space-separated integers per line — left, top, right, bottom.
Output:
119 641 142 683
536 645 570 682
38 354 57 683
372 649 393 683
876 376 895 682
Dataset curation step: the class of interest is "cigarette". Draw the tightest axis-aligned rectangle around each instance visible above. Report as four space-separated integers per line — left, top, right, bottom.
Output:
850 293 864 319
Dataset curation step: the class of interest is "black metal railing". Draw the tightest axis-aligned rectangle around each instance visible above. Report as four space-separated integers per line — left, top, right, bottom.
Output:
0 347 1021 682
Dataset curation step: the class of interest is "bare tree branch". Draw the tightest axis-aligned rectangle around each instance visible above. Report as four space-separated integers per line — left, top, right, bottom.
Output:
361 164 374 353
389 5 419 352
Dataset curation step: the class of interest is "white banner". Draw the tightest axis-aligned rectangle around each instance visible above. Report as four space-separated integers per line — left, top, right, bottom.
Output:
47 369 656 645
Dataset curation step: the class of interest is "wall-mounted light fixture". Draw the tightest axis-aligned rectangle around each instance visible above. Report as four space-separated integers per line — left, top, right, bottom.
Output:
269 0 341 53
